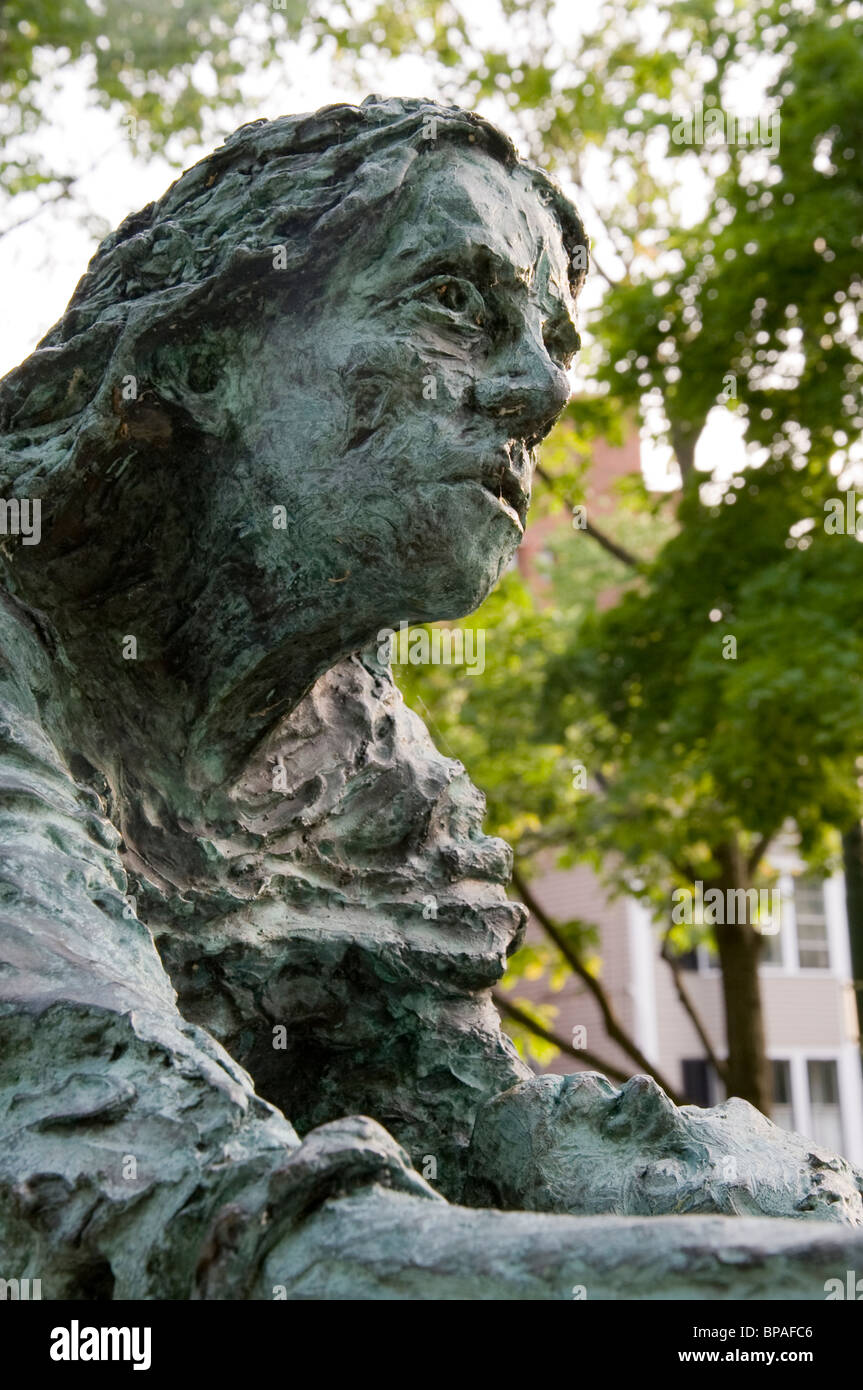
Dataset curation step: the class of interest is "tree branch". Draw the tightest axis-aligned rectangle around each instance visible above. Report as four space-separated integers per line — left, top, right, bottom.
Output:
669 420 697 483
0 178 76 237
746 832 773 879
493 994 633 1084
0 143 127 239
660 926 729 1084
568 175 633 282
535 463 643 569
585 249 620 290
512 866 685 1103
583 515 642 569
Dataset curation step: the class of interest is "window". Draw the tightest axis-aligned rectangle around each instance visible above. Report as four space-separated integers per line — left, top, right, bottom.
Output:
769 1057 845 1153
749 877 784 965
676 948 699 972
794 878 830 969
760 912 784 966
807 1059 844 1152
771 1059 794 1132
682 1058 714 1107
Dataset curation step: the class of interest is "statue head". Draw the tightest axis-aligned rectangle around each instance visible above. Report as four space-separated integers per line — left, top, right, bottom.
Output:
0 97 587 780
468 1073 863 1224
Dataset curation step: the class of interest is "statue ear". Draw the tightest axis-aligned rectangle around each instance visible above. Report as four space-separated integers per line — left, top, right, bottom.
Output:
183 339 224 396
137 323 233 435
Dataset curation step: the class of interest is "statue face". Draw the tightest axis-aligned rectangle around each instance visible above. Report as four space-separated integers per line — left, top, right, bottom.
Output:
231 145 581 639
469 1073 863 1224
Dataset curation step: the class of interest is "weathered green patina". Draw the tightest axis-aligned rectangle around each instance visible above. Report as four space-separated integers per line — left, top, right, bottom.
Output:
0 97 860 1300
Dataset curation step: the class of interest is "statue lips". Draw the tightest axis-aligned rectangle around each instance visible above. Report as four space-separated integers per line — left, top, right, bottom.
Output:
446 448 532 534
481 464 530 533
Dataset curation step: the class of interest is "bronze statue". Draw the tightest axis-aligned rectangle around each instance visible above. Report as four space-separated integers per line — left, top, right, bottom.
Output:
0 97 859 1300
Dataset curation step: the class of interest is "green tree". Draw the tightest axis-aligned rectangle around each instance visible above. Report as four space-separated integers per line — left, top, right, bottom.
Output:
0 0 314 224
545 464 863 1111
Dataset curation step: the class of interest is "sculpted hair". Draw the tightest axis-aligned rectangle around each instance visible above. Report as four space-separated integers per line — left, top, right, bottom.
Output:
0 96 588 508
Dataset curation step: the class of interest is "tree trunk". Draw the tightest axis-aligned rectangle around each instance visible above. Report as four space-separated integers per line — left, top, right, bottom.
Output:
841 821 863 1042
711 840 772 1115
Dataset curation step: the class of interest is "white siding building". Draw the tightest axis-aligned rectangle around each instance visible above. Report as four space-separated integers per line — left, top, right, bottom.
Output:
509 860 863 1164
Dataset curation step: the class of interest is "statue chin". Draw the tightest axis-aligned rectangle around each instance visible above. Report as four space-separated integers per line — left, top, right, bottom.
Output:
382 483 523 627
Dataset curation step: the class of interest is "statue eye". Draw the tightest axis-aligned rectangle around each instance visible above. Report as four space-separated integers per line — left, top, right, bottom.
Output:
414 275 486 327
436 282 470 312
543 323 581 368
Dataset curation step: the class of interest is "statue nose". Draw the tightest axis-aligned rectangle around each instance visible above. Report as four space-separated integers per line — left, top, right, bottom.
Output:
473 335 570 442
605 1075 680 1139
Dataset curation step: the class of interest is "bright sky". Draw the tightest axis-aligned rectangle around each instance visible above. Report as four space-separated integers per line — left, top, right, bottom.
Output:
0 6 750 487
